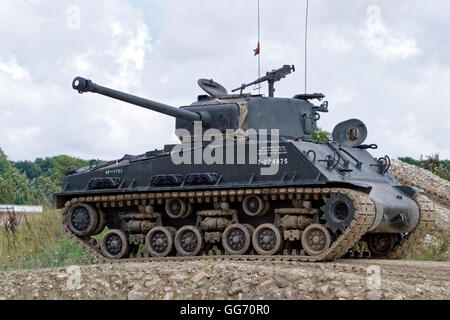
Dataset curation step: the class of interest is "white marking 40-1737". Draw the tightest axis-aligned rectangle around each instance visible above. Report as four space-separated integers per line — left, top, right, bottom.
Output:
105 169 123 175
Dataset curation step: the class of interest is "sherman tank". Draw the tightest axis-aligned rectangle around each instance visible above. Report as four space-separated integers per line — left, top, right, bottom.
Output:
54 65 435 262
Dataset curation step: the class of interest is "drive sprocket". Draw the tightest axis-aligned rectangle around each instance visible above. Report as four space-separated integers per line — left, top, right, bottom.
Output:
321 192 356 232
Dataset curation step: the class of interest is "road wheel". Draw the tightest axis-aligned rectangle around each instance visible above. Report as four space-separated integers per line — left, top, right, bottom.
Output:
146 226 174 257
222 224 251 255
252 223 283 255
301 224 332 256
175 226 203 256
101 229 130 259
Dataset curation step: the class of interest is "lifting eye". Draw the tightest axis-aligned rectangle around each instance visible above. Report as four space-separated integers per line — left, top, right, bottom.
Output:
313 112 320 121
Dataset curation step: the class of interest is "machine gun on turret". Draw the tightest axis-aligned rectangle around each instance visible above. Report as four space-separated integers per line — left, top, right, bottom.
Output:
232 64 295 97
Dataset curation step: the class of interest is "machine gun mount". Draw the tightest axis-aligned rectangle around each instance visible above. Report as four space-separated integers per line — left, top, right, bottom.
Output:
232 64 295 97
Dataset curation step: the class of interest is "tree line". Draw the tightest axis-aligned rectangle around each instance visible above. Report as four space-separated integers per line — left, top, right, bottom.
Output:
0 148 99 207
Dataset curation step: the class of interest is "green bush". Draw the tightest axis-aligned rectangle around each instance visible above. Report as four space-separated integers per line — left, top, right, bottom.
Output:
399 154 450 182
311 128 331 143
398 156 421 167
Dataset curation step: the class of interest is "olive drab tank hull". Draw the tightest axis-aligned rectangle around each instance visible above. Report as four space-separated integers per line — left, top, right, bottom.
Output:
55 67 435 262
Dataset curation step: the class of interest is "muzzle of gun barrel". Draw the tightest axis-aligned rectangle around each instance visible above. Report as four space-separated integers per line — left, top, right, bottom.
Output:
72 77 94 93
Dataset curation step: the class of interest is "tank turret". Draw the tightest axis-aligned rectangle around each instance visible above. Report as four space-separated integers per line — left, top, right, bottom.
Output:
73 65 328 141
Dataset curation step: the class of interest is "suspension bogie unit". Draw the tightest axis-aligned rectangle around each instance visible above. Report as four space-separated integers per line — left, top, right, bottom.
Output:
63 187 376 261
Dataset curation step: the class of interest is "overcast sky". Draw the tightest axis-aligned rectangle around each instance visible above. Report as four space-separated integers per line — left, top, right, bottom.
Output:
0 0 449 162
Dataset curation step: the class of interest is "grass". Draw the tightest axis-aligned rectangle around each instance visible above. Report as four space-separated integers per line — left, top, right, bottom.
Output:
405 229 450 262
0 210 93 271
430 166 450 182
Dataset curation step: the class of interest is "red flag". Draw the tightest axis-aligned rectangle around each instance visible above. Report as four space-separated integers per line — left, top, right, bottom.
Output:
253 42 260 56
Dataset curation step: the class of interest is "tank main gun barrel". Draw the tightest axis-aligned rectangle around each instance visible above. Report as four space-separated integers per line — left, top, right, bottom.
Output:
72 77 201 123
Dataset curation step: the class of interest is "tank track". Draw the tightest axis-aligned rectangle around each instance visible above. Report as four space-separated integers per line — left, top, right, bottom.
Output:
60 187 376 263
385 193 436 259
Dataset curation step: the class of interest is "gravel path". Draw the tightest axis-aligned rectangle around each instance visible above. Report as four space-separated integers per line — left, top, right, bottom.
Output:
0 259 448 300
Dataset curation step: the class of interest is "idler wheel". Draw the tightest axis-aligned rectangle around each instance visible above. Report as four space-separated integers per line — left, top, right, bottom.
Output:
175 226 203 256
101 229 130 259
66 203 99 237
301 224 332 256
367 233 396 257
222 224 251 255
321 193 355 232
243 195 268 216
146 226 174 257
91 209 107 236
252 223 283 255
165 198 192 219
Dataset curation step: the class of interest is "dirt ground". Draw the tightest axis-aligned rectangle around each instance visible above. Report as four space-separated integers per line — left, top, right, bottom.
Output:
0 259 448 300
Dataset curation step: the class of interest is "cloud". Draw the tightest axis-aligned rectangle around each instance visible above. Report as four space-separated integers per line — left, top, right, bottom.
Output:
0 0 163 161
116 23 152 88
0 0 449 163
0 56 30 80
321 33 354 54
360 5 420 60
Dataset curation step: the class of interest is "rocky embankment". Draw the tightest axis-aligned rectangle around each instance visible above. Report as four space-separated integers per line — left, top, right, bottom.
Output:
390 160 450 231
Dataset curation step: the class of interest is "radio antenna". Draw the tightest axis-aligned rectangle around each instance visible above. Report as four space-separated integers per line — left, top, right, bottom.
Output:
304 0 309 94
256 0 261 94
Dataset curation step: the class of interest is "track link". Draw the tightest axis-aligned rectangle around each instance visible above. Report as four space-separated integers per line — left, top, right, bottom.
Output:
61 187 375 263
